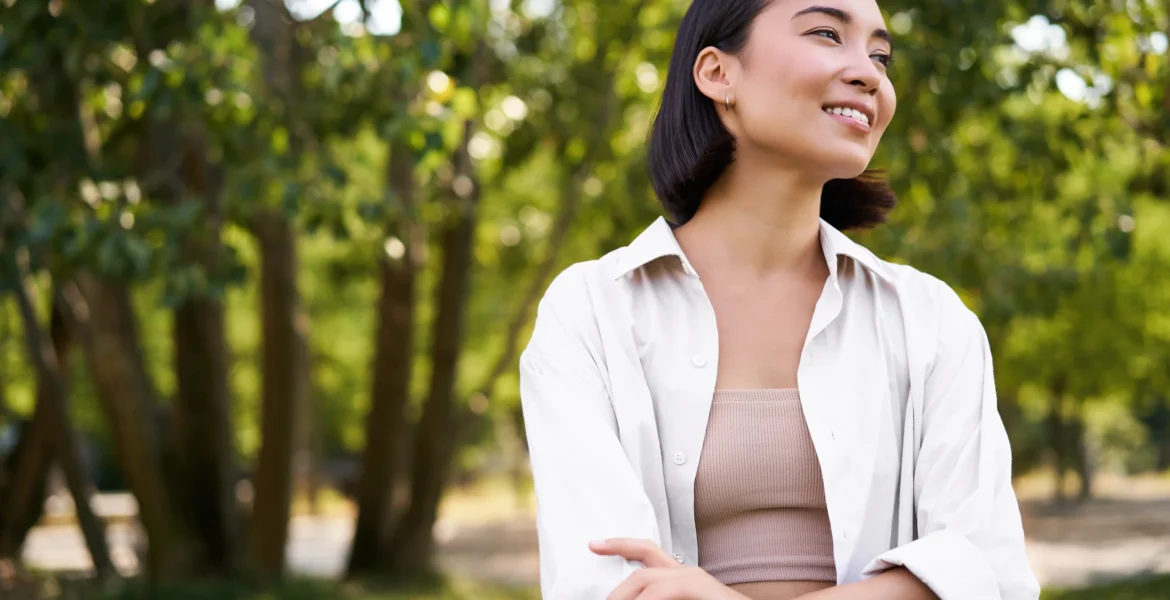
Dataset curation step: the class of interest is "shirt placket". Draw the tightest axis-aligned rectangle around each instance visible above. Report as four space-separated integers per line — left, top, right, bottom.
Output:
798 273 859 575
663 264 719 567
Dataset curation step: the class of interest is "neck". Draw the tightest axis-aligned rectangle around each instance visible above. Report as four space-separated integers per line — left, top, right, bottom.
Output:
675 152 827 278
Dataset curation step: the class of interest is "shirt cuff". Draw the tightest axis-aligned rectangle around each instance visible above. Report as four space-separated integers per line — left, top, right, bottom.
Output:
860 530 1001 600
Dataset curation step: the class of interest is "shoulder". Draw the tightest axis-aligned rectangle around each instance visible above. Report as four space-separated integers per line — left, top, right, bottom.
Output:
858 254 990 371
527 256 615 357
536 252 615 316
843 239 976 323
887 262 971 317
535 240 639 316
532 261 597 331
841 240 986 355
527 240 651 358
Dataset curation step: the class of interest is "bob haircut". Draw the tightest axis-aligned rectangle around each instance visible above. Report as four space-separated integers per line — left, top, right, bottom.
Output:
647 0 897 231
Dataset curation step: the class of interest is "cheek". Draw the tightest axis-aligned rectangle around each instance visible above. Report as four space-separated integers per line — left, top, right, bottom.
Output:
877 86 897 131
737 63 824 131
740 50 826 104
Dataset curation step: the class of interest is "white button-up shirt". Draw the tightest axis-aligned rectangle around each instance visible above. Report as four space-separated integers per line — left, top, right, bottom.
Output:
519 217 1040 600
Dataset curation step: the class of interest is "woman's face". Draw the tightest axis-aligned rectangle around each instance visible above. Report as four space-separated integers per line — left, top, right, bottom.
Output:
708 0 897 180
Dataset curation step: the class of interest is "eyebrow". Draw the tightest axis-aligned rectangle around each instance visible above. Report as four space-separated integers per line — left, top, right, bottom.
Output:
792 5 893 44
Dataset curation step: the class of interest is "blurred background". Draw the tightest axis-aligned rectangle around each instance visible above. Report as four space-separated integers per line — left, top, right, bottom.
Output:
0 0 1168 598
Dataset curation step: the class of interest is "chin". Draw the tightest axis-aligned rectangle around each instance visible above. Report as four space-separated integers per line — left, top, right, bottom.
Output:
783 137 873 180
809 153 873 182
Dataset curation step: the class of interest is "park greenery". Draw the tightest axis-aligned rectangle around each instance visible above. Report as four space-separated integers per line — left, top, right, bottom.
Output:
0 0 1168 593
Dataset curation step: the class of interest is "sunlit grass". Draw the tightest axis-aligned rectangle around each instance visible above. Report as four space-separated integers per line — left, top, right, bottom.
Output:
1043 574 1170 599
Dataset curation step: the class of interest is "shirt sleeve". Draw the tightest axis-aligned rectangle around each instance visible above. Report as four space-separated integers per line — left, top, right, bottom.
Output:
861 286 1041 600
519 268 661 600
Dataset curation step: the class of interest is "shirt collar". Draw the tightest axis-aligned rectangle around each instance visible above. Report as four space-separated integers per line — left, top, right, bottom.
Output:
611 216 893 283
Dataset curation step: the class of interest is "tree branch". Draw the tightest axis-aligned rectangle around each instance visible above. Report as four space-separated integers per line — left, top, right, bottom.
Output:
470 0 649 405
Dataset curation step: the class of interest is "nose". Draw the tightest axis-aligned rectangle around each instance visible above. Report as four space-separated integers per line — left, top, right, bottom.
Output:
841 51 882 95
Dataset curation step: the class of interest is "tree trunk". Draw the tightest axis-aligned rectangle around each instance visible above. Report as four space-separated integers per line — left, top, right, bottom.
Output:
303 407 322 517
0 300 9 419
0 223 49 561
296 345 316 517
1047 383 1066 505
173 294 238 574
170 128 239 576
389 119 482 574
1071 400 1092 502
244 0 312 579
1153 394 1170 472
348 139 419 576
999 391 1023 469
0 397 52 560
10 277 114 578
248 211 307 578
63 276 189 580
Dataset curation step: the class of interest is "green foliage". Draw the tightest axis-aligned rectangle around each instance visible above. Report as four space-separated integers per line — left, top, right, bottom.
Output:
1 0 1168 501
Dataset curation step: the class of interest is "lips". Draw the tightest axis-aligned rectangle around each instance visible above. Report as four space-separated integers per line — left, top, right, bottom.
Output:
823 105 870 126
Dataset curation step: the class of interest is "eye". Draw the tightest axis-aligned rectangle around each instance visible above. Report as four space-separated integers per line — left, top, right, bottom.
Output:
872 53 896 68
810 28 842 43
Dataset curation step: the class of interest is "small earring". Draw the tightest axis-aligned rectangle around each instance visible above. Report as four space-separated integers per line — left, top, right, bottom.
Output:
724 95 731 111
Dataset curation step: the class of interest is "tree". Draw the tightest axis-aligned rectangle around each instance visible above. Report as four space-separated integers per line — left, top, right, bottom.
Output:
6 261 114 579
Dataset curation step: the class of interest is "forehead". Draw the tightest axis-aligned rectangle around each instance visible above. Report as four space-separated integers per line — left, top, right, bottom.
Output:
760 0 887 27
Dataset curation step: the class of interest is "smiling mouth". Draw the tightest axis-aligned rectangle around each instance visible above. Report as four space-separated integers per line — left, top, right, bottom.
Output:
823 106 871 127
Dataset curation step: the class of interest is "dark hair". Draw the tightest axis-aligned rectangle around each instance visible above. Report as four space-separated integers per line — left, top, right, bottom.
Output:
647 0 896 231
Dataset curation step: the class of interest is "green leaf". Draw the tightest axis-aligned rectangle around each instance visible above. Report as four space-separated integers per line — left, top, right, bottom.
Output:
95 236 122 275
121 235 152 277
28 201 65 244
450 87 478 119
324 165 348 186
170 201 204 228
428 4 451 32
420 39 443 68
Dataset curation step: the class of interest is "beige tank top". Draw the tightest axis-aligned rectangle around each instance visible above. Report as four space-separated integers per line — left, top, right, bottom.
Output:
693 389 837 584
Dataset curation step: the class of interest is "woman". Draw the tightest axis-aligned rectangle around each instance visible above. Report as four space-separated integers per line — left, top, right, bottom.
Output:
519 0 1039 599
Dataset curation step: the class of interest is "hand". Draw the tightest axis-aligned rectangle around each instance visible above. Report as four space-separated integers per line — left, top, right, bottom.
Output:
589 538 750 600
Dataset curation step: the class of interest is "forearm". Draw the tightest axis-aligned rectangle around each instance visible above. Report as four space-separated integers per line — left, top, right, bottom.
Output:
798 568 938 600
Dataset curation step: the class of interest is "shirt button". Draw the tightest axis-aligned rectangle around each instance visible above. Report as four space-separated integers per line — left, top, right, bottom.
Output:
673 452 686 465
673 552 685 563
691 354 706 368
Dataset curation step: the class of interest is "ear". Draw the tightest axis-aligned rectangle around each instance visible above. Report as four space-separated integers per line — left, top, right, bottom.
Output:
693 46 738 106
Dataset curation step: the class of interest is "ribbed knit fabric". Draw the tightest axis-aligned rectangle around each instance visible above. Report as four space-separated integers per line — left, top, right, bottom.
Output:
693 389 837 585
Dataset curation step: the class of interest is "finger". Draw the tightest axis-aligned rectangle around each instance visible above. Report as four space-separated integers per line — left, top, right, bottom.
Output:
636 580 688 600
605 568 680 600
590 538 679 569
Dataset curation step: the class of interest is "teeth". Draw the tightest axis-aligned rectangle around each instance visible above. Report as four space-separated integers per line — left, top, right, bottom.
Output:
824 106 870 126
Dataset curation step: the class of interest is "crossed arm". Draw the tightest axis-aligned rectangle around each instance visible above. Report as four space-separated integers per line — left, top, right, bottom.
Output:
590 538 937 600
